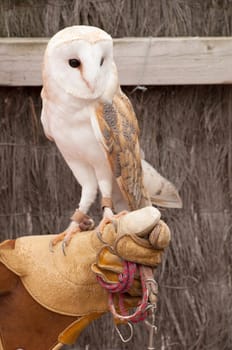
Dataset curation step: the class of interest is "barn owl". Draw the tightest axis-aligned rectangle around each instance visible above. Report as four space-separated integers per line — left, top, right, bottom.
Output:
41 25 182 248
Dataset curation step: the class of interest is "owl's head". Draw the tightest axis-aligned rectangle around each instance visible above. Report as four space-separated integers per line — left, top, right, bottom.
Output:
43 25 118 102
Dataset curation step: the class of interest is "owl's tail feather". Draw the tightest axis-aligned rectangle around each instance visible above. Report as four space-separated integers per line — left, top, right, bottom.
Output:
142 159 183 209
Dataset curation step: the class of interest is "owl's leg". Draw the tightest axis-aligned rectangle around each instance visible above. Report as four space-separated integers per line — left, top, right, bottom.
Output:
94 163 114 219
50 163 98 253
94 167 129 234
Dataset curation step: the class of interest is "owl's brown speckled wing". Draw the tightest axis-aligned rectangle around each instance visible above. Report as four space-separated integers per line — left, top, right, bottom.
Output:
95 89 151 210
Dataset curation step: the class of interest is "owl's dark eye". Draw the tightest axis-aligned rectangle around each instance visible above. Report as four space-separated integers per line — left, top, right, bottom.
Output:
68 58 81 68
100 57 104 66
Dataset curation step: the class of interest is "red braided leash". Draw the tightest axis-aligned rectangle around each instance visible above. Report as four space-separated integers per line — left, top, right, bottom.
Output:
97 261 149 323
95 214 160 348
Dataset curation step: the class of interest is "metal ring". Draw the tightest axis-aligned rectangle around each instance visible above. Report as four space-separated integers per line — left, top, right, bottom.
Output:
115 322 134 343
145 278 158 294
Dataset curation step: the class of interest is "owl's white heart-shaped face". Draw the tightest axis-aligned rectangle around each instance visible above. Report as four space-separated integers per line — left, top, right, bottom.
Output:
43 26 118 102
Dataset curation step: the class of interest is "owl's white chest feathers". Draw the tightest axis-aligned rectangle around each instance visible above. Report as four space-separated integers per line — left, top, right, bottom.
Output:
41 97 107 166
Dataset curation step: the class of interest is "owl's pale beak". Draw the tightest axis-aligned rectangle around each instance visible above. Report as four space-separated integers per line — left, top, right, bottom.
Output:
85 80 95 93
81 74 95 93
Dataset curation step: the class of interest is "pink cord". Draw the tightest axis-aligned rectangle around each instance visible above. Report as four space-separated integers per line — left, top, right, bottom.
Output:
97 262 149 323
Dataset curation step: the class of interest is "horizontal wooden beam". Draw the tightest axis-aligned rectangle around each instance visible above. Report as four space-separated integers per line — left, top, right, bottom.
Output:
0 37 232 86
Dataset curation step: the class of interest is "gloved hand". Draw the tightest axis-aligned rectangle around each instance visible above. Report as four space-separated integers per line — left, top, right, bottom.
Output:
0 206 171 349
91 206 170 323
93 206 170 268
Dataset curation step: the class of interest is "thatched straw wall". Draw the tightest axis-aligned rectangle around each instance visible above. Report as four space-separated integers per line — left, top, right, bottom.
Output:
0 1 232 350
1 0 232 37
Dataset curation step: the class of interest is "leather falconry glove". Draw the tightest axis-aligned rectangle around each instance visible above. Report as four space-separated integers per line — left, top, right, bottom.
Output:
0 206 170 349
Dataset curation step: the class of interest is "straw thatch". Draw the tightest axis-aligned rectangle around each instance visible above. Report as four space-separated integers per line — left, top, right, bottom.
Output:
0 1 232 349
1 0 232 37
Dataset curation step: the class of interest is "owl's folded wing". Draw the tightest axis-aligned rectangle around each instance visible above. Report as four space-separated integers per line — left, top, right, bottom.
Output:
93 89 150 211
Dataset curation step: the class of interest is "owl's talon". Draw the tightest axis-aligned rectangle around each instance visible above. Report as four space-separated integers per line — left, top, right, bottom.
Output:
97 209 129 235
62 240 67 256
113 210 129 219
49 240 55 253
103 207 114 219
48 214 95 254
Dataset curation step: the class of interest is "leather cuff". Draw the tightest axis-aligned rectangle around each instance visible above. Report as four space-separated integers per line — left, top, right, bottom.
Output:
70 209 86 223
101 197 113 209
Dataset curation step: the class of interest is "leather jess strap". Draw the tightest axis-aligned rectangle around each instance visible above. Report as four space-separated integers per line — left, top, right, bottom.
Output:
101 197 113 209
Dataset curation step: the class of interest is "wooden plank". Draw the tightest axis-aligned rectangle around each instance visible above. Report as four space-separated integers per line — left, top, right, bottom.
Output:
0 38 47 86
0 37 232 86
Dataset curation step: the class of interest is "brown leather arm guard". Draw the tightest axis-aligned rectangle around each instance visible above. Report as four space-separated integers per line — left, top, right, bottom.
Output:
0 207 170 348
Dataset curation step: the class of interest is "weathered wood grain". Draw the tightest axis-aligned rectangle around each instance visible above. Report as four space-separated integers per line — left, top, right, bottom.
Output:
0 37 232 86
